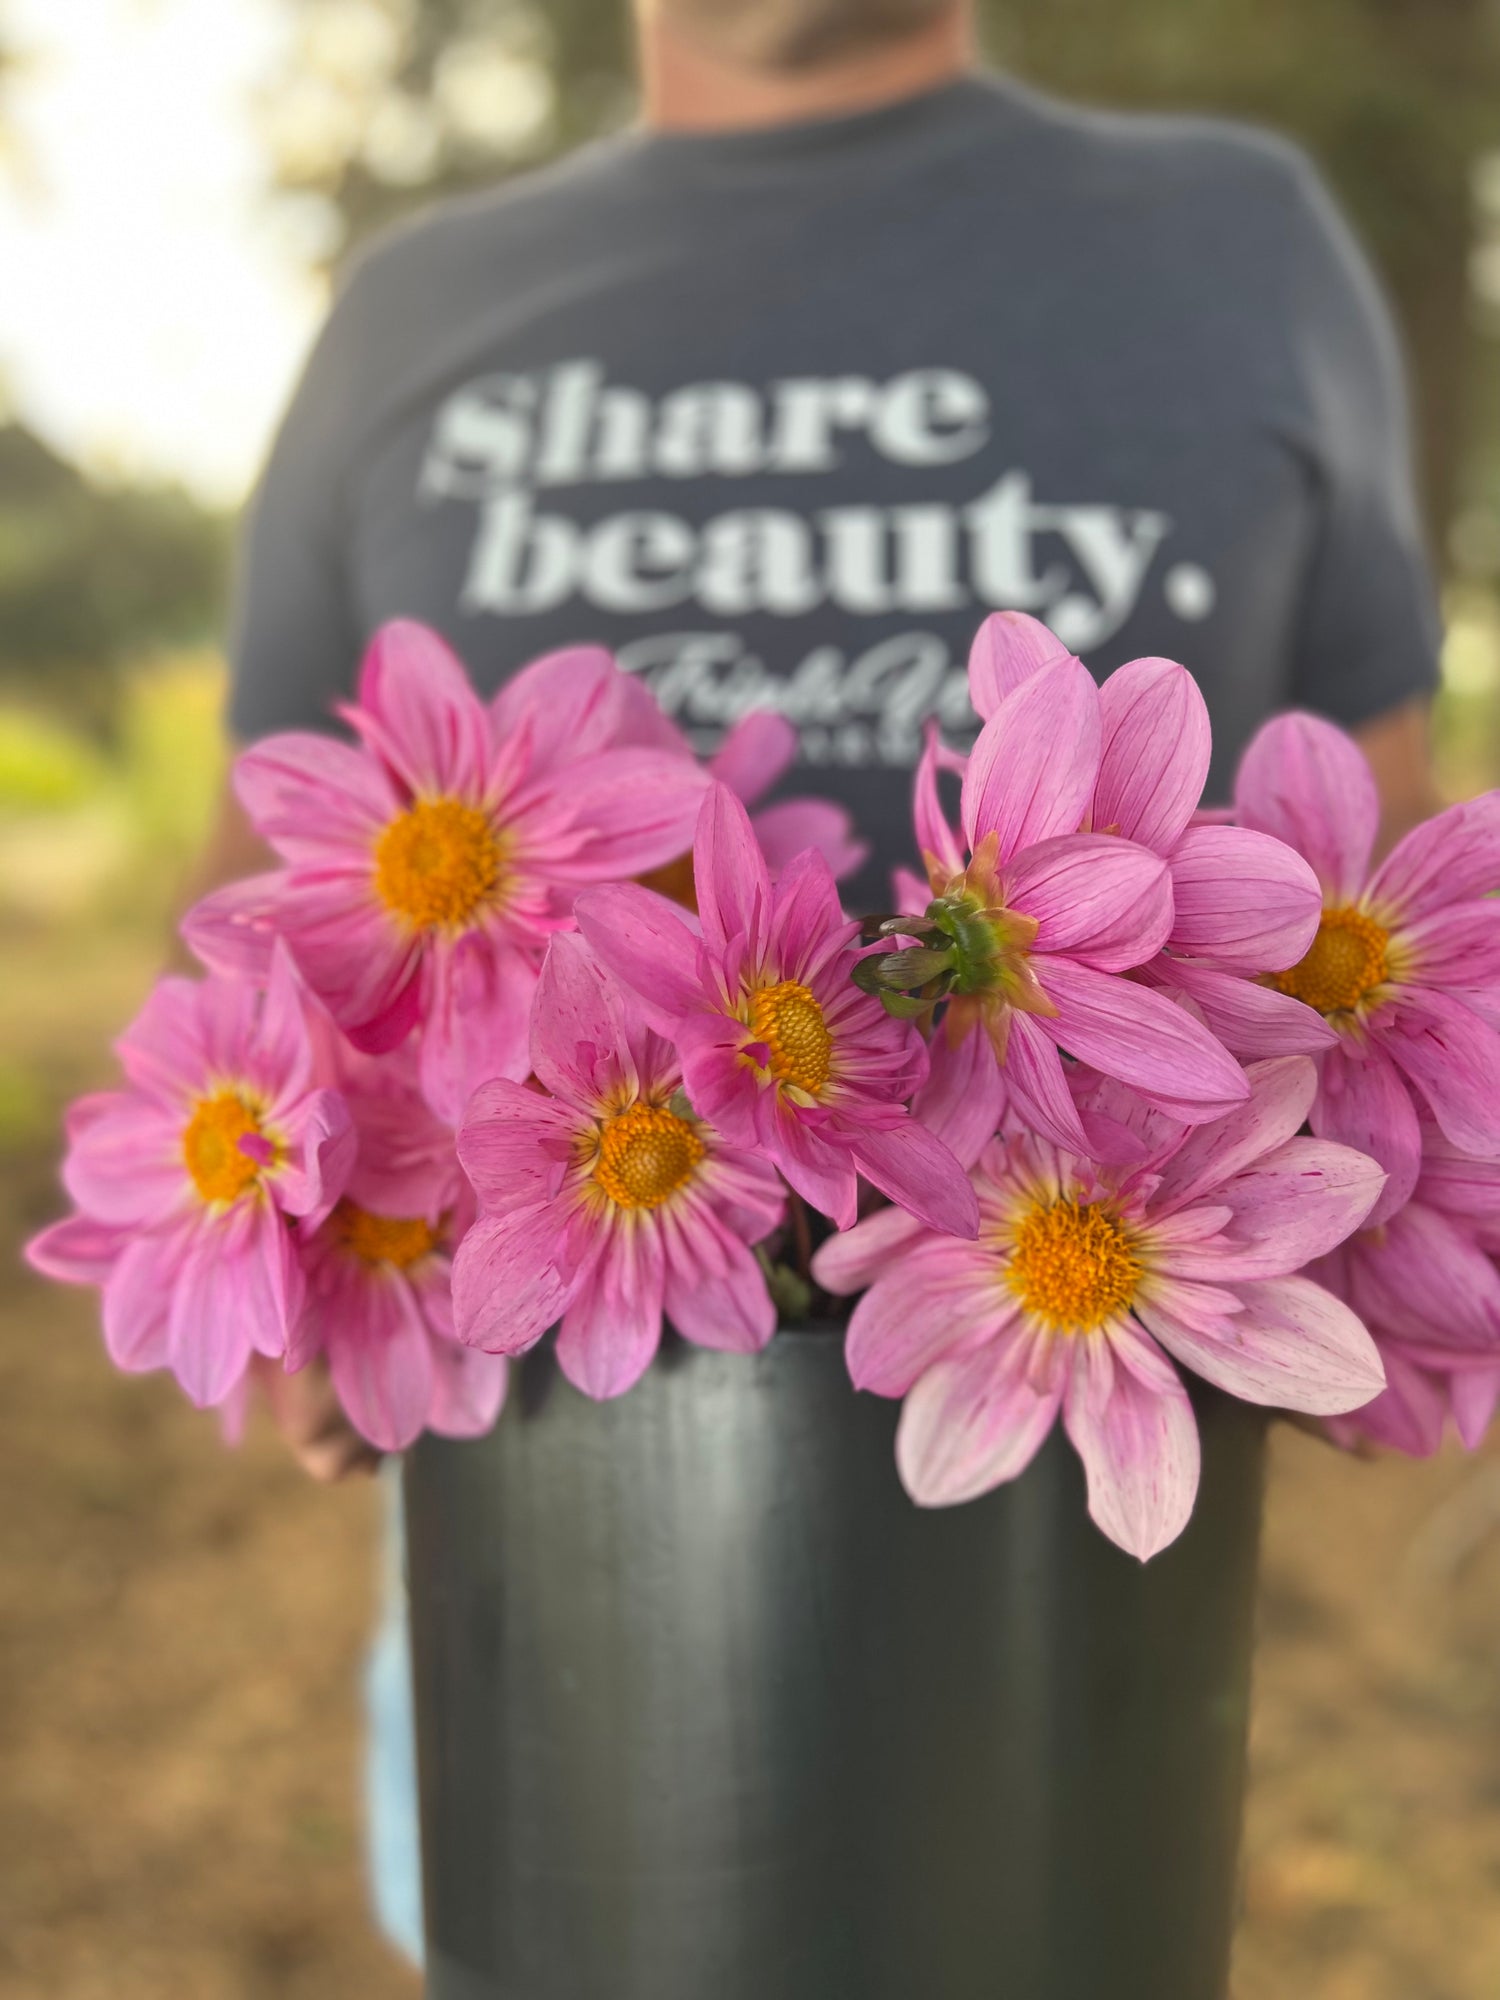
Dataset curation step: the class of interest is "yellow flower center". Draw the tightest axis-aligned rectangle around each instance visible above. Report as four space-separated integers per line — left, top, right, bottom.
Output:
182 1090 268 1205
747 979 833 1097
592 1101 705 1210
373 796 503 930
333 1200 440 1270
1006 1197 1143 1333
1272 906 1390 1017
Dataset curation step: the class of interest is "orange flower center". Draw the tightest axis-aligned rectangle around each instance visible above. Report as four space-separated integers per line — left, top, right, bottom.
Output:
747 979 833 1097
182 1090 268 1205
334 1200 440 1270
1272 906 1390 1017
592 1101 705 1210
373 796 503 930
1006 1197 1142 1333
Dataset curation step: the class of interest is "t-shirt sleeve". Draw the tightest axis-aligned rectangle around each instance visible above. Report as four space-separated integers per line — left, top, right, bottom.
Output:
225 266 371 744
1284 160 1442 724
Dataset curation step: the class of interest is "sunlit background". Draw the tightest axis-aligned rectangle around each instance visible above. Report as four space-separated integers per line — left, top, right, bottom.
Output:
5 4 1500 1996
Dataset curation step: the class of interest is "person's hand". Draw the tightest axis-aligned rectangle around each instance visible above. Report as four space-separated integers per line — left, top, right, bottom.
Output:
252 1353 381 1482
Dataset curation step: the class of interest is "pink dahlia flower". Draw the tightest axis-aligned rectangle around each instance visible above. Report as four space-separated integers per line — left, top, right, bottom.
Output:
452 932 786 1399
1235 712 1500 1225
576 784 980 1234
288 1057 506 1452
25 949 354 1409
1314 1125 1500 1457
932 614 1330 1062
895 647 1252 1155
812 1056 1385 1559
185 621 709 1124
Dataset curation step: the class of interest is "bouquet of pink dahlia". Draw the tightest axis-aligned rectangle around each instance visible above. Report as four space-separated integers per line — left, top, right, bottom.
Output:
27 611 1500 1560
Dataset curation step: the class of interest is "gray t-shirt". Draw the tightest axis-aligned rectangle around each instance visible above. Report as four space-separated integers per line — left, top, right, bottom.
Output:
230 73 1440 909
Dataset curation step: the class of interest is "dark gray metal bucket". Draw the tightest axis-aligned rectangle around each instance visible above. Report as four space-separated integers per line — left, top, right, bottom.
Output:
404 1328 1267 2000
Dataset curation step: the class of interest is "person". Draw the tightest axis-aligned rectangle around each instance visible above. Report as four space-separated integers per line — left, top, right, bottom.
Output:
190 0 1445 1958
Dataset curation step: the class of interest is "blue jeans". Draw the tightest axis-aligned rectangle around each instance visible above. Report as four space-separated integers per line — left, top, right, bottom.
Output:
365 1461 424 1967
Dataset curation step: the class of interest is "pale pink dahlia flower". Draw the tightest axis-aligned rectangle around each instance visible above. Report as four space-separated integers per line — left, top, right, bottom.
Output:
25 949 354 1408
576 784 980 1234
963 613 1331 1057
452 933 786 1399
1235 712 1500 1224
289 1058 506 1452
812 1056 1385 1560
895 648 1252 1155
185 621 708 1123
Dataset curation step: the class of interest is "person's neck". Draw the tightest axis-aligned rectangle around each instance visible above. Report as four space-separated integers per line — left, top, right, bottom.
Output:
637 9 974 135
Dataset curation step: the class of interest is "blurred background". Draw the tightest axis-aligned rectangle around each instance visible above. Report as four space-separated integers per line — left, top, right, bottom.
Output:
4 2 1500 1995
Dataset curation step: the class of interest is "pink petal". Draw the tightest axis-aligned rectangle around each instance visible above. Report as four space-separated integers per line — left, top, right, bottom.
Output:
1308 1038 1421 1228
555 748 711 880
353 619 492 799
1166 826 1322 971
1145 958 1336 1058
913 723 966 877
967 610 1072 719
62 1097 185 1227
168 1205 301 1405
1233 712 1377 901
427 1336 509 1438
1325 1348 1448 1458
811 1204 930 1298
752 798 868 883
1151 1055 1317 1214
1094 656 1210 853
845 1238 1005 1395
1199 1137 1385 1278
418 936 537 1127
101 1231 178 1372
1061 1326 1200 1560
25 1213 127 1286
909 1026 1005 1170
449 1207 574 1355
327 1276 436 1452
1041 958 1250 1123
274 1087 357 1223
528 931 637 1113
575 883 703 1032
1368 792 1500 919
895 1332 1062 1506
660 1212 776 1353
848 1117 979 1238
1350 1201 1500 1354
1007 834 1172 972
1001 1011 1091 1153
457 1080 581 1206
960 655 1101 864
1399 900 1500 988
114 978 210 1105
693 782 770 953
489 644 631 777
771 1112 860 1228
1138 1274 1384 1414
555 1223 665 1399
234 730 398 859
709 709 797 805
1385 988 1500 1158
1450 1366 1500 1451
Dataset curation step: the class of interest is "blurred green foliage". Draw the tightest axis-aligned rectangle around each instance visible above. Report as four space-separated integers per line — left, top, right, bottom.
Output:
0 426 231 731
